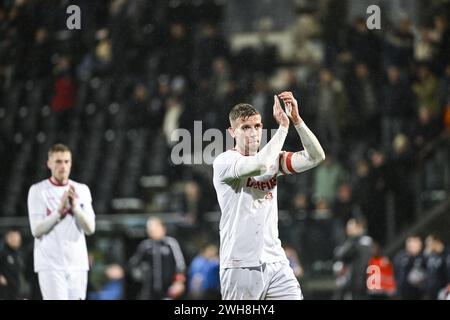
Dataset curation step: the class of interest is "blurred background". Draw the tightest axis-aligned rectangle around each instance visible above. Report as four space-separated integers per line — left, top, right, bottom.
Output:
0 0 449 300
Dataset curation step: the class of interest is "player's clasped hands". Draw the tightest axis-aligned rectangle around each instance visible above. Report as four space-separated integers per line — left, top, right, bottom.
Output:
58 185 77 217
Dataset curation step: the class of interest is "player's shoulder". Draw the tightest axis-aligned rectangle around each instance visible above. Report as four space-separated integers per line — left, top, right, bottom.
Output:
29 179 50 191
213 149 242 167
70 179 90 191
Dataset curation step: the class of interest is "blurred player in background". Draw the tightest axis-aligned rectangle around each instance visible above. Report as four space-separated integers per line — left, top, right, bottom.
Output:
27 143 95 300
128 217 186 300
213 92 325 299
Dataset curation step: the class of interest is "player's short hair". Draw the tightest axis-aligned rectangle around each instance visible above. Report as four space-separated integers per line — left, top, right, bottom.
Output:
229 103 259 126
48 143 71 158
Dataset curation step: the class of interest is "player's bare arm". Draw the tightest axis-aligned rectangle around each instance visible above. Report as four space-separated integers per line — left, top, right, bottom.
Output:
277 91 325 174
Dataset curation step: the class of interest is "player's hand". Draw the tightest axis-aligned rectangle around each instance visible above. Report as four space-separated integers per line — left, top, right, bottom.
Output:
67 185 78 208
278 91 302 126
58 191 70 217
168 281 185 299
273 95 289 129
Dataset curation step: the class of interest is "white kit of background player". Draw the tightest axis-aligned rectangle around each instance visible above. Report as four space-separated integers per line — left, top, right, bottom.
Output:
213 92 325 300
27 144 95 300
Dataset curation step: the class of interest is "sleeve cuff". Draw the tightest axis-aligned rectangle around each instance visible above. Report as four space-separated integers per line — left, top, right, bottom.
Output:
278 125 289 134
294 121 306 130
72 204 83 216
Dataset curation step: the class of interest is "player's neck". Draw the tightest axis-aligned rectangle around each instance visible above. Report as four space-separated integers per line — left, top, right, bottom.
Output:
49 176 69 186
234 146 257 156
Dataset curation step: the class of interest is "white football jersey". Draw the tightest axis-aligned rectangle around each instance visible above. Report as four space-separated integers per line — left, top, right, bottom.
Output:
213 149 289 269
27 179 95 272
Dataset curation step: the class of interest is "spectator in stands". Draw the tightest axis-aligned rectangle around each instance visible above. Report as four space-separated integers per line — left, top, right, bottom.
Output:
192 23 230 82
414 25 435 64
187 244 220 300
437 284 450 300
429 14 450 71
27 28 52 81
302 199 345 267
424 233 450 300
440 62 450 103
393 235 426 300
389 134 414 230
412 64 440 119
333 217 373 300
412 107 441 151
51 55 76 113
345 62 380 145
383 15 414 69
50 55 77 135
183 180 202 226
128 217 186 300
366 149 388 245
127 83 151 129
0 229 29 299
313 69 346 155
290 192 312 220
332 182 359 225
161 22 192 78
313 153 347 204
381 66 413 150
162 96 184 146
367 242 396 299
88 263 124 300
342 17 381 72
352 159 379 241
444 103 450 132
284 245 304 280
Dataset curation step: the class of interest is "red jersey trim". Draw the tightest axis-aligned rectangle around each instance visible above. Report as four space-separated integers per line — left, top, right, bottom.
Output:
286 152 295 174
48 178 69 187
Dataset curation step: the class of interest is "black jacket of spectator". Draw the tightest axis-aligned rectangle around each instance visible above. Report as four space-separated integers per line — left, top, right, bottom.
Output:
393 250 427 299
424 250 450 300
334 234 373 299
128 237 186 300
0 241 26 299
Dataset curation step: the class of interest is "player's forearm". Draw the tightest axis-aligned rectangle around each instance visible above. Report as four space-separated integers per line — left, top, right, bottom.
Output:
294 122 325 164
234 126 288 178
31 213 62 238
72 205 95 235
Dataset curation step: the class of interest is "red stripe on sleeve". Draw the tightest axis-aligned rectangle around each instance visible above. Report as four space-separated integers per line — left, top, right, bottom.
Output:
279 153 288 175
286 152 296 174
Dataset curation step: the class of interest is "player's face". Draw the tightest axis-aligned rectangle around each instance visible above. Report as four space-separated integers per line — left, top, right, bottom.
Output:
47 151 72 184
229 114 263 156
